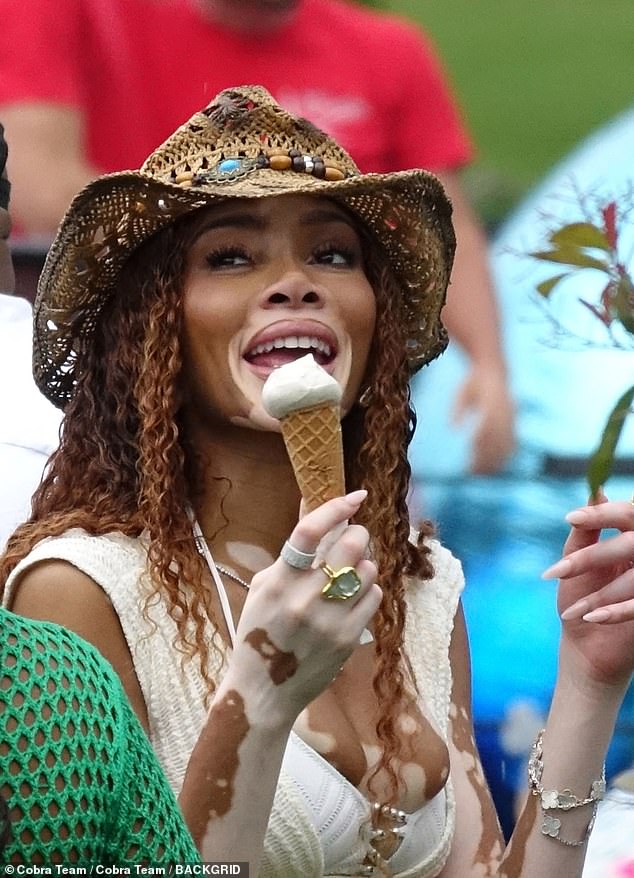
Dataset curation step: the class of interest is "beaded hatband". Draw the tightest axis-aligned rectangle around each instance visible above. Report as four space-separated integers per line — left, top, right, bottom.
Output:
173 149 347 188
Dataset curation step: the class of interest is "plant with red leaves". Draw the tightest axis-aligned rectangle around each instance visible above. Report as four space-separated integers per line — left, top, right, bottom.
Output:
530 199 634 494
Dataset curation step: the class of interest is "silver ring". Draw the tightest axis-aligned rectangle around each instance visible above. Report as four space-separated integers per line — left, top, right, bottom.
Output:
280 540 316 570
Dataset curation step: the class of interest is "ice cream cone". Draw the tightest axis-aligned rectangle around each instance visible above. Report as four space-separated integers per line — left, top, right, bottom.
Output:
279 402 345 511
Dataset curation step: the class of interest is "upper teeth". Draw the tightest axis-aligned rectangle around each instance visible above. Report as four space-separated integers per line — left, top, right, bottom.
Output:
248 336 332 357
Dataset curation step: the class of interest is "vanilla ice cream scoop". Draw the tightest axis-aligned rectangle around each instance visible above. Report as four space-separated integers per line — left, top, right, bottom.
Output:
262 354 342 419
262 354 345 510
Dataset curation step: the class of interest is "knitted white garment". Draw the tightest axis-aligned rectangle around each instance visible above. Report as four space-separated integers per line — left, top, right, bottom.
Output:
5 530 464 878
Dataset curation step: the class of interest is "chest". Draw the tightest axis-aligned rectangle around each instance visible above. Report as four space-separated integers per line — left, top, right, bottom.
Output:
294 644 450 814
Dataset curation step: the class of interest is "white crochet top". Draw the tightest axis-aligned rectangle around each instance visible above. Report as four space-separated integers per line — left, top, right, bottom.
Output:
5 531 464 878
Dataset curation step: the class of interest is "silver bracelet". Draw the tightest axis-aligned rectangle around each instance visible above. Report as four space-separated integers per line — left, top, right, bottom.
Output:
539 805 599 848
528 729 605 847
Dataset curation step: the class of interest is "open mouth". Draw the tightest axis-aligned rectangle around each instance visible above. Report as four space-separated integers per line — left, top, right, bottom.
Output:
244 334 336 370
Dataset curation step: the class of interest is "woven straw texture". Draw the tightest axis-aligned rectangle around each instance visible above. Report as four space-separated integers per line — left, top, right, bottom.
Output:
280 403 345 511
34 85 455 409
0 609 199 865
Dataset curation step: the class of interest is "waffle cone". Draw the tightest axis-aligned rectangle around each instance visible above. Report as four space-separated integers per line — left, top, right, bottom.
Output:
280 403 345 512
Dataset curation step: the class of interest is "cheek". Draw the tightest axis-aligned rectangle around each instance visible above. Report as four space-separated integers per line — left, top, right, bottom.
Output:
350 286 377 365
339 299 376 413
181 316 268 428
181 304 241 407
360 280 377 333
182 280 243 376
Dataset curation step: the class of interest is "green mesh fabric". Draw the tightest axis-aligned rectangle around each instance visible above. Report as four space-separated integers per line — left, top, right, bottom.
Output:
0 609 200 865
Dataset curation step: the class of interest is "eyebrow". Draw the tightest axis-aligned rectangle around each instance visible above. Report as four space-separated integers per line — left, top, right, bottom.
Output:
194 213 266 235
299 207 355 228
194 205 356 238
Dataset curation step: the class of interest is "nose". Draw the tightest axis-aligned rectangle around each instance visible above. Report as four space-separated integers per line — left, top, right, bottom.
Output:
260 269 324 310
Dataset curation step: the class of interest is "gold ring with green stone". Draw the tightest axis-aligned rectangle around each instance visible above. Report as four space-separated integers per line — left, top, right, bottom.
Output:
320 562 362 600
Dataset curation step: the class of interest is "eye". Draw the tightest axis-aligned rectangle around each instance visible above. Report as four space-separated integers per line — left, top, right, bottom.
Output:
311 243 357 267
205 247 251 269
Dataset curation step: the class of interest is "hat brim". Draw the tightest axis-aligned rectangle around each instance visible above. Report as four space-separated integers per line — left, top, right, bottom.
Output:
34 166 454 409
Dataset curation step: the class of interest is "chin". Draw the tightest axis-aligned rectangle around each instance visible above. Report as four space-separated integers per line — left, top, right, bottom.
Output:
229 408 283 433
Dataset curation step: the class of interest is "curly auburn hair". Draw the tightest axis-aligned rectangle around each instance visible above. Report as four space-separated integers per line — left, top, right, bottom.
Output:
0 208 436 806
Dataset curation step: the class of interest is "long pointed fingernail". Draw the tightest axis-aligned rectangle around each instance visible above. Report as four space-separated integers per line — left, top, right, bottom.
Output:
560 600 589 621
565 510 589 524
582 608 610 623
344 489 368 504
542 558 572 580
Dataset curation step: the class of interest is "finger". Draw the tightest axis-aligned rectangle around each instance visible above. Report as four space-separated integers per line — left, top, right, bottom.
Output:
544 530 634 580
581 597 634 624
319 524 371 570
288 490 367 554
314 519 348 562
346 581 383 626
322 582 382 669
560 491 607 557
560 567 634 620
564 499 634 534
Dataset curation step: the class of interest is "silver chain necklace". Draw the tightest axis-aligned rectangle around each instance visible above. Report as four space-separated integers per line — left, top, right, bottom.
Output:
214 562 250 591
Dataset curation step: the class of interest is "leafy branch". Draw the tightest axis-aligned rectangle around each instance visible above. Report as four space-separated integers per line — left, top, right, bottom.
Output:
529 200 634 494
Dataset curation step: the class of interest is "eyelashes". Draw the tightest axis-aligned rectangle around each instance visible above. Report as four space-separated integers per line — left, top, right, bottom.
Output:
205 246 251 269
311 241 358 267
203 240 361 271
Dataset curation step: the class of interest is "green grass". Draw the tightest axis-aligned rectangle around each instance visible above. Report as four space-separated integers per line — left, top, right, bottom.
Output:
383 1 634 218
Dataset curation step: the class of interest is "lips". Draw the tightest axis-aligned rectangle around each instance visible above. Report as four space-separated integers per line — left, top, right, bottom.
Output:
244 322 337 370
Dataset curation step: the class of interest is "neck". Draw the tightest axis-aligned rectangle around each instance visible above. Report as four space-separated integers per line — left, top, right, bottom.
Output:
195 0 299 35
187 420 302 574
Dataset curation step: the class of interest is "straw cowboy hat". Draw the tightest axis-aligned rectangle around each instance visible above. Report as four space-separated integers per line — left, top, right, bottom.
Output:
34 85 455 409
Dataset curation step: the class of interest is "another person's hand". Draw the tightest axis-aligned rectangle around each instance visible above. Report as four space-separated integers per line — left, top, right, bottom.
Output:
451 365 515 474
542 496 634 689
228 490 381 725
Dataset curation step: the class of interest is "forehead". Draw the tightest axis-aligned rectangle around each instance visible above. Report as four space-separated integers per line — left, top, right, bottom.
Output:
189 193 360 235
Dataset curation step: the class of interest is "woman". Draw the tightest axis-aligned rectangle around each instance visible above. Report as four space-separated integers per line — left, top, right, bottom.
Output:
1 86 633 876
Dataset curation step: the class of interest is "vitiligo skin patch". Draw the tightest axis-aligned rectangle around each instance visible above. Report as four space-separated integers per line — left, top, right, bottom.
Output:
245 627 299 684
201 688 250 819
451 701 503 874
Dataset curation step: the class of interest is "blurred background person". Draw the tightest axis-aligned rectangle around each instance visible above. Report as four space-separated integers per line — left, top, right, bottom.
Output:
0 0 514 475
0 124 61 550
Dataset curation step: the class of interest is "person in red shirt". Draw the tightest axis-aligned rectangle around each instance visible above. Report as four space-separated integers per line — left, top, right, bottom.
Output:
0 0 514 473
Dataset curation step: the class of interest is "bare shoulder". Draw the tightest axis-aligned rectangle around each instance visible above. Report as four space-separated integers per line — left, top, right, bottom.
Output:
12 558 116 618
11 560 150 731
